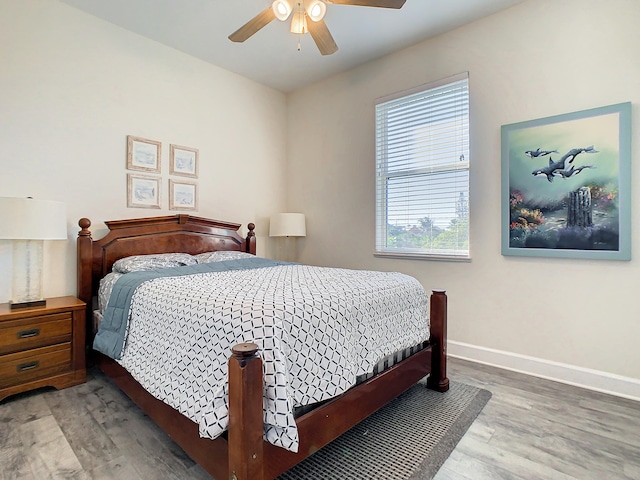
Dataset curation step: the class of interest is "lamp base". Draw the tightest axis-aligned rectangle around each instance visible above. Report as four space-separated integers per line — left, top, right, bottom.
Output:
10 299 47 310
276 236 297 262
11 239 45 310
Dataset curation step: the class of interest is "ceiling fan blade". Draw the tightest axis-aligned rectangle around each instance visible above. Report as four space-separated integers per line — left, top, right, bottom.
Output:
325 0 406 8
307 19 338 56
228 7 276 43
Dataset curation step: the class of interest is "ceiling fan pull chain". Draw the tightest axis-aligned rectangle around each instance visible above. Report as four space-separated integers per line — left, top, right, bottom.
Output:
298 34 302 51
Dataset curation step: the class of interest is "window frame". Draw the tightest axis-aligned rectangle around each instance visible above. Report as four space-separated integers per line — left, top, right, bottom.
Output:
374 72 470 261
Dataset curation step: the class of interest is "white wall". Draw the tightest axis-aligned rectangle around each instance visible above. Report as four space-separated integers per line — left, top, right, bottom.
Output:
287 0 640 389
0 0 288 302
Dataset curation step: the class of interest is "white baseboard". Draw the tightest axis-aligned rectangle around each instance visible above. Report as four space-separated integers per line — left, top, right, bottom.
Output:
448 341 640 402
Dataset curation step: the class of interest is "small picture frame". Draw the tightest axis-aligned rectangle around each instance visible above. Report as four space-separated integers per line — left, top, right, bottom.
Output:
127 174 161 209
170 144 199 178
127 136 161 173
169 179 197 211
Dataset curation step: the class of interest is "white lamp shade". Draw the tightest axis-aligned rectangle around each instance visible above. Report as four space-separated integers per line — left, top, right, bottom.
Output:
272 0 293 21
304 0 327 22
270 213 306 237
0 197 67 240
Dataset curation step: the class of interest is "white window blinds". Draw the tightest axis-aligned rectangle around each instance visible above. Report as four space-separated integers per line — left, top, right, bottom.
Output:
375 72 470 259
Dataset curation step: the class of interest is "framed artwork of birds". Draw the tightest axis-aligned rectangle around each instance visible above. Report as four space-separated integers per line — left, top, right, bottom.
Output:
501 102 631 260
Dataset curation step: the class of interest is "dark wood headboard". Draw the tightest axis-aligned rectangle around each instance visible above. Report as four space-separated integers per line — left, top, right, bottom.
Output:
77 214 256 342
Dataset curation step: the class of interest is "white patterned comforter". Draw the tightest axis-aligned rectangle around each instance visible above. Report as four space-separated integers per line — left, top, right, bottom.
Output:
114 263 430 452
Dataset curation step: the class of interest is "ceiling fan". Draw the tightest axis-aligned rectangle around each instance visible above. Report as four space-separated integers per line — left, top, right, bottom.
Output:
228 0 407 56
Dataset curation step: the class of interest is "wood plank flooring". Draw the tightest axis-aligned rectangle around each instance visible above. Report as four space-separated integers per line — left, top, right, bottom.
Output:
435 359 640 480
0 358 638 479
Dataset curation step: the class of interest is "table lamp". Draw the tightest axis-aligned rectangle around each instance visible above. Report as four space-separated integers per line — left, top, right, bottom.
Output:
269 213 306 262
0 197 67 309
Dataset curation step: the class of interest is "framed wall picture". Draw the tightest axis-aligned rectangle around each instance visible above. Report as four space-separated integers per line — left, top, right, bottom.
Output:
127 136 161 173
127 174 161 209
501 102 631 260
169 179 197 211
170 144 199 178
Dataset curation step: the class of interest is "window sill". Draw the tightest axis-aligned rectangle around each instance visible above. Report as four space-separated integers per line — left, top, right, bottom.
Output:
374 252 471 262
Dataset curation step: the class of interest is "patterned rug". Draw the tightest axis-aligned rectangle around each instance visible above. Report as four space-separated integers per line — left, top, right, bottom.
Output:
277 380 492 480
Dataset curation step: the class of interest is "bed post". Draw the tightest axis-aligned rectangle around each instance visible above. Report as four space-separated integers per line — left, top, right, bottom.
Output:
427 289 449 392
245 223 256 255
228 342 265 480
77 218 94 351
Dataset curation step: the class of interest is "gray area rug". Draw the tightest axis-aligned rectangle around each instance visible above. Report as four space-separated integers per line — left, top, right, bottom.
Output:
277 380 492 480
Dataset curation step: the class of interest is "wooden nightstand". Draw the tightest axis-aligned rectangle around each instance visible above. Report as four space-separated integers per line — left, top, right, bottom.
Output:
0 296 86 402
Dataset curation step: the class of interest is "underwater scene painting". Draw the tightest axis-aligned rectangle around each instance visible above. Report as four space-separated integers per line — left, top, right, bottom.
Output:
501 103 631 260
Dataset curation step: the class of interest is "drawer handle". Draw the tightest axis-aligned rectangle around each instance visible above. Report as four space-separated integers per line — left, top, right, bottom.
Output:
17 328 40 339
17 361 40 372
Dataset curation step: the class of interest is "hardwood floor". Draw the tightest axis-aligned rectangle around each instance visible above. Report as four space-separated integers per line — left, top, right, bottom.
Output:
0 358 638 479
436 359 640 480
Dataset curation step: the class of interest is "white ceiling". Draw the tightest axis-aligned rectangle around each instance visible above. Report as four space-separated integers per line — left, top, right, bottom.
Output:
59 0 524 93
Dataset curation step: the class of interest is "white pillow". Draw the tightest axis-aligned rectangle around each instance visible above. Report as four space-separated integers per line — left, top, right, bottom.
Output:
195 251 254 263
112 253 197 273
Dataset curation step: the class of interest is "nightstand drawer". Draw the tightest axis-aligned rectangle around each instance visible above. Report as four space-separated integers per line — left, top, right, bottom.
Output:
0 343 72 388
0 313 72 355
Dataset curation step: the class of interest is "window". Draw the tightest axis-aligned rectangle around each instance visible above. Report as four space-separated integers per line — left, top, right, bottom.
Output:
375 72 469 259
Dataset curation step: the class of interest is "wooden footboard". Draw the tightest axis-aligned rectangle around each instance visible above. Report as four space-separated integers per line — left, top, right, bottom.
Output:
227 289 448 480
94 290 447 480
77 215 448 480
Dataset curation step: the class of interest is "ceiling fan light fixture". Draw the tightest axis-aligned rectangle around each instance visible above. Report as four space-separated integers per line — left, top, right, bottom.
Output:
304 0 327 22
290 4 308 34
272 0 293 21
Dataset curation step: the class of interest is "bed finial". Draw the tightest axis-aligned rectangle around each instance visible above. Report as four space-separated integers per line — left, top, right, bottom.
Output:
78 218 92 237
245 223 256 255
231 342 259 366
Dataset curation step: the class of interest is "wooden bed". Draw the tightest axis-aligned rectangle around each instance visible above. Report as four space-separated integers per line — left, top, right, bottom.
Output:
76 214 449 480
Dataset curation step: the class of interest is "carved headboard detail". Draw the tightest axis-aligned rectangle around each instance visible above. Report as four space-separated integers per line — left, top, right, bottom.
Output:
77 214 256 345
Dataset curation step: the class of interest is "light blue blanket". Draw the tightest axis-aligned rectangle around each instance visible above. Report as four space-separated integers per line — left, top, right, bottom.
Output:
93 257 289 359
